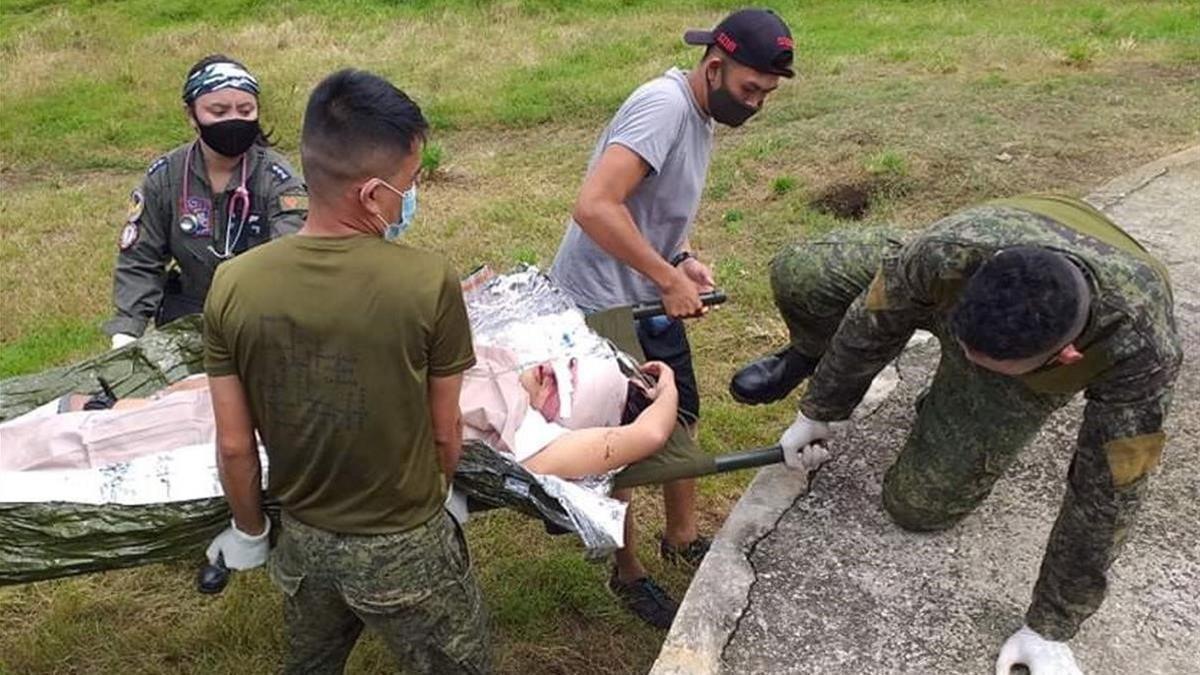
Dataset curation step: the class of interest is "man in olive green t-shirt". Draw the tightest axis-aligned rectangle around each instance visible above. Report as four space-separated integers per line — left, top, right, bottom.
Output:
202 70 489 674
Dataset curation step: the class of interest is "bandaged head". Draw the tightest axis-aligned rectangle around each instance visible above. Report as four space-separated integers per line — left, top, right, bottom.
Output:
557 356 628 431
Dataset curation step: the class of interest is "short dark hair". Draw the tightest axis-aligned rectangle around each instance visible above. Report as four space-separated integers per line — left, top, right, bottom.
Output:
184 53 273 147
185 53 247 82
949 247 1084 360
300 69 428 195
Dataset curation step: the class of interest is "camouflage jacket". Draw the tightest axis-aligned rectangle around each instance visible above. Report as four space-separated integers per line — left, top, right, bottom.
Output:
801 194 1183 639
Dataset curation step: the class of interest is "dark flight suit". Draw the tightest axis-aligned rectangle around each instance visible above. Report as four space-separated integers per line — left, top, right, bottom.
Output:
770 194 1182 640
103 142 308 337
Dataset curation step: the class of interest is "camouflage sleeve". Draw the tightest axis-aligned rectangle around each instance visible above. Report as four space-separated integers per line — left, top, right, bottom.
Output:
800 238 987 421
103 169 171 337
264 156 307 238
1026 334 1182 640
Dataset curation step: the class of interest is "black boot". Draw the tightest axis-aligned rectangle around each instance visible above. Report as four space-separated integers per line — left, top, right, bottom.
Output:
729 346 818 405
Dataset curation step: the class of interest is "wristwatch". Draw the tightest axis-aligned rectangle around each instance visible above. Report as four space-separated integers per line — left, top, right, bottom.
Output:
670 251 693 267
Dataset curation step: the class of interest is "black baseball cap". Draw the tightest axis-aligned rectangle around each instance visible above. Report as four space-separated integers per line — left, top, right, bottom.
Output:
683 8 795 78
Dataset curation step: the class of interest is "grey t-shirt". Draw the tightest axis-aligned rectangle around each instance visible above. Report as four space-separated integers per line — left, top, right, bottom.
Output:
550 68 714 309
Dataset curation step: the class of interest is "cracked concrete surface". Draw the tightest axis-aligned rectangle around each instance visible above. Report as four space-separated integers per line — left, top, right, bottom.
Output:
650 333 935 675
651 147 1200 675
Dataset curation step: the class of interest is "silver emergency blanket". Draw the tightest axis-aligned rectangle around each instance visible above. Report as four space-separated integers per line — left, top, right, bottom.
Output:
462 268 631 554
0 269 630 584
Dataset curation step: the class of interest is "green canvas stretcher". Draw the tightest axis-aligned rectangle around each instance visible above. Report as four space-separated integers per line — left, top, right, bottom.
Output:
0 298 781 586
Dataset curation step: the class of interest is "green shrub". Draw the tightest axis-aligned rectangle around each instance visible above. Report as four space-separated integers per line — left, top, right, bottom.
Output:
421 141 444 178
771 176 798 196
1064 41 1097 68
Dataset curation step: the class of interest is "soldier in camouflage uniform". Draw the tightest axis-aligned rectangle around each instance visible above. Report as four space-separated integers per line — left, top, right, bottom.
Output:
104 54 307 347
201 70 488 673
731 194 1181 672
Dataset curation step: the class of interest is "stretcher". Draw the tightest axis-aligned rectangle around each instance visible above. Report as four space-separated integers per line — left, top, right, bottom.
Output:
0 269 784 587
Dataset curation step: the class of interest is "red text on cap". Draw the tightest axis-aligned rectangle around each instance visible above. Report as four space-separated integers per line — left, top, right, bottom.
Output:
716 32 738 53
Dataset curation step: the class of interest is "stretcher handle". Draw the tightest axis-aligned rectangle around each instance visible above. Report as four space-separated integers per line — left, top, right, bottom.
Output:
194 445 787 594
712 445 785 474
630 290 727 320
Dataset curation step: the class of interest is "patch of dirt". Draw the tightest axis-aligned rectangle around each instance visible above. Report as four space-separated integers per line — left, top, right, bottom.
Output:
809 181 875 220
422 165 474 185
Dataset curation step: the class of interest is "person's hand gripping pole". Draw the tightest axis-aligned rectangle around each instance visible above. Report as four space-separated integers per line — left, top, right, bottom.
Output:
778 410 843 473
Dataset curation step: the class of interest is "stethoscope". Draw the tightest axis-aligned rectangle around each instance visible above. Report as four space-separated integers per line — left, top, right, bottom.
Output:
179 141 252 260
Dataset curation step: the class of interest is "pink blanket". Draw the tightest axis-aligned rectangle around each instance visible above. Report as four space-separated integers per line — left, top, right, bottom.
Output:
0 388 216 472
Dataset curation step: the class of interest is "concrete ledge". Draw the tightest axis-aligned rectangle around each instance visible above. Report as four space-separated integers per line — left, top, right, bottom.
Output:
652 465 809 675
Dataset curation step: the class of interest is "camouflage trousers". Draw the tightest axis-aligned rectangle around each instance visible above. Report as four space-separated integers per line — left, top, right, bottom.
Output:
770 227 1075 530
268 510 490 674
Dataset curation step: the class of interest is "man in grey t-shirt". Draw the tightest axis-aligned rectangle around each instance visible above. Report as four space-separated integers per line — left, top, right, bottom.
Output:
549 8 795 628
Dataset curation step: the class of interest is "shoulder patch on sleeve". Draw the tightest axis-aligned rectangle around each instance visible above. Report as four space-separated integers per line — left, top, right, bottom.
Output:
119 221 140 250
126 189 145 223
269 162 292 182
146 156 168 176
279 192 308 211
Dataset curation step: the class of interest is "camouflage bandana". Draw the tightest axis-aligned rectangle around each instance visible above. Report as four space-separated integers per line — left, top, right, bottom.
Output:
182 62 260 104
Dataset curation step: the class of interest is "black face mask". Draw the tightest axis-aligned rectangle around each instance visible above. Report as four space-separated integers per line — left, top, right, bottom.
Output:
197 118 261 157
706 65 758 128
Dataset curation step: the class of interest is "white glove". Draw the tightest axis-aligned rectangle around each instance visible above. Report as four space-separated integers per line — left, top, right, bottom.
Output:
995 625 1083 675
110 333 137 349
779 410 835 472
205 517 270 570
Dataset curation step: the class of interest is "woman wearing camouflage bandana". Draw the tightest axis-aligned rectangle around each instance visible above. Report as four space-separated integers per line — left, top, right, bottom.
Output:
104 54 308 348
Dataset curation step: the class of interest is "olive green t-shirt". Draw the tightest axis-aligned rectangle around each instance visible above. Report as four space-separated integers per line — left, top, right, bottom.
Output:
203 234 475 535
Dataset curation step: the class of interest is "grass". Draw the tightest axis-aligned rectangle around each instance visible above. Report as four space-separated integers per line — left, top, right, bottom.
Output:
1063 39 1099 67
1 0 1198 673
770 176 799 197
421 141 446 179
865 150 909 182
0 318 106 377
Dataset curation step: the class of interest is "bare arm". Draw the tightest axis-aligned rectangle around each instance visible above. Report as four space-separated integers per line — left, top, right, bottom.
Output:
429 373 466 482
522 362 679 478
209 374 265 535
573 145 701 317
676 236 716 293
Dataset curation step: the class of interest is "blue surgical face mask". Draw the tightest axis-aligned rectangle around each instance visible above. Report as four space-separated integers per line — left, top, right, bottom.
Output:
376 181 418 241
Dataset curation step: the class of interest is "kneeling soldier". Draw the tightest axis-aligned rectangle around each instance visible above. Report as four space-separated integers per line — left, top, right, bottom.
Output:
733 194 1181 673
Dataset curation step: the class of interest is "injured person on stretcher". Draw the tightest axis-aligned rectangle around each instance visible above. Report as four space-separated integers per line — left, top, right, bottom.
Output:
0 346 679 481
461 345 678 478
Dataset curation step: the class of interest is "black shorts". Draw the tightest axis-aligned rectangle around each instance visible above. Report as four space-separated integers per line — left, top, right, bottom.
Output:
635 315 700 424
